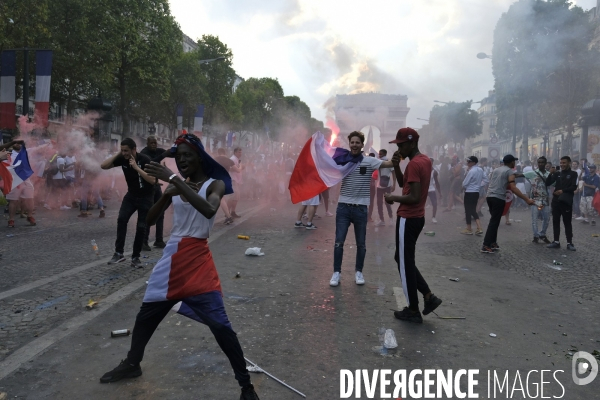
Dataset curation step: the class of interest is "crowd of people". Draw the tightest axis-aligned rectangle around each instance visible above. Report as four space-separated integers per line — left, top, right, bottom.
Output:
2 128 599 399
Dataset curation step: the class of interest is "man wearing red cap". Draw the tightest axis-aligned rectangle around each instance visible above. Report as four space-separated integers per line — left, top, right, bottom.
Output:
384 128 442 323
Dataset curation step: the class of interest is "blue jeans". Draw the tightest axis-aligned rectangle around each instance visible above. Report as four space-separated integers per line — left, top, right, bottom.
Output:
333 203 368 272
531 204 550 238
80 182 104 211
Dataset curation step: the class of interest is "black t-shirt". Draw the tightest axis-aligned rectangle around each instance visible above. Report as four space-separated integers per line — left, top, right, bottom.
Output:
113 153 154 197
140 147 167 162
214 155 235 171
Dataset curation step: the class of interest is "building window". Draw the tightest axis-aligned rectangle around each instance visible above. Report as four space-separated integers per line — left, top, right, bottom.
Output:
490 118 496 128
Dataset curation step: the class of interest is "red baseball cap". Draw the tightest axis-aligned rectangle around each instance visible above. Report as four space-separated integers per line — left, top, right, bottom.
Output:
389 127 419 144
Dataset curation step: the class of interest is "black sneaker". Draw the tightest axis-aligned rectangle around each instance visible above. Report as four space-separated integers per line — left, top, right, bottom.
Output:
99 210 106 218
224 217 234 225
294 222 305 228
480 245 494 253
491 243 500 251
394 307 423 323
423 294 442 315
591 220 596 226
100 359 142 383
107 253 125 265
305 223 317 230
540 236 551 244
131 257 143 268
567 243 576 251
532 237 539 243
547 242 560 249
240 384 260 400
153 240 166 248
142 242 152 251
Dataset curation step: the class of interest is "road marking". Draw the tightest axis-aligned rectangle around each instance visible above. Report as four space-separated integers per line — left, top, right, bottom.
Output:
0 205 262 302
0 205 264 381
393 287 406 310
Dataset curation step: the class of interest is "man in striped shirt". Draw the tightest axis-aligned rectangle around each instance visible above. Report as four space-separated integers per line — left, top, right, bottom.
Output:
329 131 394 287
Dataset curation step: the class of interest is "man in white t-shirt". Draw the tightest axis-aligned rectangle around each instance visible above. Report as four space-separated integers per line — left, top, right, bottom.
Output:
330 131 395 287
51 152 71 210
228 147 244 218
64 151 76 207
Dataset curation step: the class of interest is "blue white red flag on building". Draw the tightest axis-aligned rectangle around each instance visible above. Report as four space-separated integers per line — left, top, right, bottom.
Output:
0 145 34 195
176 104 184 132
193 105 204 135
288 131 363 204
0 51 16 129
34 51 52 127
226 131 235 148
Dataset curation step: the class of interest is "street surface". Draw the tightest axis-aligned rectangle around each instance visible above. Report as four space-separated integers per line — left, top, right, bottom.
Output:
0 195 599 399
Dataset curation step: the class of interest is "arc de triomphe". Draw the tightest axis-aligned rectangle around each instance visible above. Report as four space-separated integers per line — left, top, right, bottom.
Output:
334 93 410 155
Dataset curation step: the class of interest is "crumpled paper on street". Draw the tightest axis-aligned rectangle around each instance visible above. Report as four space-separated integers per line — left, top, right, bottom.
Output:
245 247 265 256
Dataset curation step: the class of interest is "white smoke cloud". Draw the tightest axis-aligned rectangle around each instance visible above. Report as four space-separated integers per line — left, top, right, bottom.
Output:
170 0 598 130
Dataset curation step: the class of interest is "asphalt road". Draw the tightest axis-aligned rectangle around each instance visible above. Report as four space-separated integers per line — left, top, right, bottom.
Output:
0 196 598 399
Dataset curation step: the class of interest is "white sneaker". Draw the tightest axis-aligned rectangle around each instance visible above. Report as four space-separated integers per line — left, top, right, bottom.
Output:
60 205 71 210
375 220 385 226
325 211 334 217
43 204 51 210
355 271 365 285
575 216 585 220
329 272 341 287
432 218 438 224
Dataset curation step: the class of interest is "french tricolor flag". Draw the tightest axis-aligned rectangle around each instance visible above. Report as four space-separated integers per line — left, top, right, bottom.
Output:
193 104 204 135
0 145 34 196
176 104 183 133
0 51 16 129
34 51 53 127
288 131 363 204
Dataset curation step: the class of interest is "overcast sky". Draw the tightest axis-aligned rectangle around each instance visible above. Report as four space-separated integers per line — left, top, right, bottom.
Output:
170 0 598 132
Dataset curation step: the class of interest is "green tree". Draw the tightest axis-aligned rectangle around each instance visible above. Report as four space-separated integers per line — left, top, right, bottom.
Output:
0 0 49 52
429 101 481 147
492 0 595 155
196 35 238 128
234 77 284 134
100 0 182 134
45 0 115 117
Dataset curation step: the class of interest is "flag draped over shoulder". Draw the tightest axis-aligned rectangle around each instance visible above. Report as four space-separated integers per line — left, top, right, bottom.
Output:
288 131 363 204
0 145 33 195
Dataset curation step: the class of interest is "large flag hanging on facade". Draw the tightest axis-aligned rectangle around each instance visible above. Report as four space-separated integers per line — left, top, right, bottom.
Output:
0 145 34 195
176 104 183 133
193 105 204 136
0 51 16 129
34 50 52 127
288 131 363 204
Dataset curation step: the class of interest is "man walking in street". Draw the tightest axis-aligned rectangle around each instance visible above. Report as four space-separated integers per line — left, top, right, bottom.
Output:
476 157 490 217
329 131 395 287
546 156 578 251
522 156 551 243
383 128 442 323
578 164 599 226
427 158 441 224
228 147 244 218
101 138 156 267
461 156 484 235
481 155 534 253
375 149 395 226
140 136 167 250
214 147 239 225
